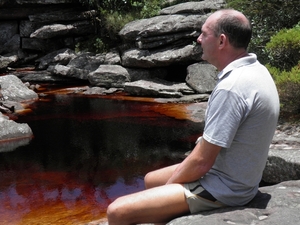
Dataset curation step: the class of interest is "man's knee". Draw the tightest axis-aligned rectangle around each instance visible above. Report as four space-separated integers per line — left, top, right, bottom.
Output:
144 171 157 189
107 198 127 223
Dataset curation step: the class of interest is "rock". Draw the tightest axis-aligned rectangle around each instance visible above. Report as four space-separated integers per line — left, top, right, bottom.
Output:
124 79 195 98
127 68 168 81
263 149 300 184
35 48 76 69
1 34 21 55
167 180 300 225
22 37 64 52
0 55 18 70
67 52 102 71
28 8 98 22
119 14 207 44
0 75 38 101
121 44 202 68
0 21 18 54
83 87 120 95
159 0 226 15
186 62 218 94
30 21 95 39
17 70 78 83
88 65 130 88
50 64 89 80
0 113 33 150
86 181 300 225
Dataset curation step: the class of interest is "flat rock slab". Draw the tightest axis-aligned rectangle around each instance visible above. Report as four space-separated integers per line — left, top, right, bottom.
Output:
87 180 300 225
168 180 300 225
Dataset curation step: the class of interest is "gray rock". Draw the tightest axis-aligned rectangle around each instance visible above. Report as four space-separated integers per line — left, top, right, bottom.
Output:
22 37 63 52
0 55 18 70
0 21 18 47
160 0 226 15
30 21 94 39
263 149 300 184
121 44 202 68
18 70 77 83
50 64 89 80
20 20 47 37
86 181 300 225
0 113 33 149
67 52 102 71
124 79 195 98
36 48 76 69
0 75 38 101
127 68 168 81
119 14 207 43
168 180 300 225
186 62 218 93
88 65 130 88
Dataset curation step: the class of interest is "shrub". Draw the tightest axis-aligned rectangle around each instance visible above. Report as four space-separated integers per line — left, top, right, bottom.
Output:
268 63 300 120
266 25 300 71
227 0 300 64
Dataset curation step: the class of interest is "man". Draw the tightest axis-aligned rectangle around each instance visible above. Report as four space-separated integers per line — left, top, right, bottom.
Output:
107 9 280 225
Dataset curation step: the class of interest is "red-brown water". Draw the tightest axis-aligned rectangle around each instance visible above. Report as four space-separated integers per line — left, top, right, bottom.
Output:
0 89 203 224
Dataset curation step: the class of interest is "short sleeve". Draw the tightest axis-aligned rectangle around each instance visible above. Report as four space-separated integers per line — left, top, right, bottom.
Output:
203 89 247 148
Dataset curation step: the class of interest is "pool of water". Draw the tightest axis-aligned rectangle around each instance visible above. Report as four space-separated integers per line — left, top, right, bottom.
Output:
0 92 203 224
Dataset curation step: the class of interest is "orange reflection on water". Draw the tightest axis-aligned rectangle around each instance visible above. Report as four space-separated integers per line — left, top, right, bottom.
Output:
0 170 108 225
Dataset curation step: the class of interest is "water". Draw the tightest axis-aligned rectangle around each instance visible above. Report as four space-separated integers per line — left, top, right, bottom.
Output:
0 92 202 224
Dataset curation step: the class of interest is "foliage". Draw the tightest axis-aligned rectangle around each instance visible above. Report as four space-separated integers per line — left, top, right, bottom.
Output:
268 63 300 119
227 0 300 64
266 25 300 71
77 0 201 53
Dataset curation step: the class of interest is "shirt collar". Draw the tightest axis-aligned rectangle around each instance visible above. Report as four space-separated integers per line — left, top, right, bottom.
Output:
217 53 257 80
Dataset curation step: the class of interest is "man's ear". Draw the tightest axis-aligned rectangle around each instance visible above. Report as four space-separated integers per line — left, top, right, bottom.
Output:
219 34 226 48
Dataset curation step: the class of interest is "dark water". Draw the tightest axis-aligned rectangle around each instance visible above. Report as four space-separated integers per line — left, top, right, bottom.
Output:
0 93 202 224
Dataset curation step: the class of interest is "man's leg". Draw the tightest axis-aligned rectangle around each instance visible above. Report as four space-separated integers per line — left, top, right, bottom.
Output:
107 183 189 225
144 164 180 189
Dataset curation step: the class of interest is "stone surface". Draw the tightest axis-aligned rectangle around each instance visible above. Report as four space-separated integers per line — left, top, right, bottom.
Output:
0 75 38 102
121 44 202 68
186 62 218 93
124 79 195 98
160 0 226 15
88 65 131 88
0 113 33 150
168 180 300 225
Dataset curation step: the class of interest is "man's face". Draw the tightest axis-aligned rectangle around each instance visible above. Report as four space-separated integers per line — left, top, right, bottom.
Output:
197 16 219 64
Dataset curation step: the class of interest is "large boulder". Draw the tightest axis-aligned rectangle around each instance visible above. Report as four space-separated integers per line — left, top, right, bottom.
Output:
121 45 202 68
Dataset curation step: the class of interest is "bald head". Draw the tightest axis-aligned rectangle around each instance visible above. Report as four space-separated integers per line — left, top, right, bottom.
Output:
209 9 252 50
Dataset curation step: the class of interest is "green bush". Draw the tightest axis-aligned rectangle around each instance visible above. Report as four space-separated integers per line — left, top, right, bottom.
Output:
227 0 300 64
266 25 300 71
268 63 300 119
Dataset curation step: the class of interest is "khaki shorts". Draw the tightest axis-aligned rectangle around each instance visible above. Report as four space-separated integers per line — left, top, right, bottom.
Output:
183 181 227 214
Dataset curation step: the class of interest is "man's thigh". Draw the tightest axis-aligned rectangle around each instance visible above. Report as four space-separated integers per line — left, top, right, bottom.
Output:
107 183 189 224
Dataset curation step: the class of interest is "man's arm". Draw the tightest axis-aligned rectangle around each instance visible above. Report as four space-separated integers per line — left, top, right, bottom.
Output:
166 138 221 184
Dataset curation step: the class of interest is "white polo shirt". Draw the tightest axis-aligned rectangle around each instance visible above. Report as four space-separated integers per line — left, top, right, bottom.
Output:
200 53 280 206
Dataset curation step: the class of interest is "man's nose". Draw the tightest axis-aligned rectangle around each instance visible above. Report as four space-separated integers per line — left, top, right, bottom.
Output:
197 34 202 44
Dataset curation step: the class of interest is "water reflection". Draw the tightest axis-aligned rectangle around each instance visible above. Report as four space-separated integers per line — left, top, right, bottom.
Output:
0 94 202 224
